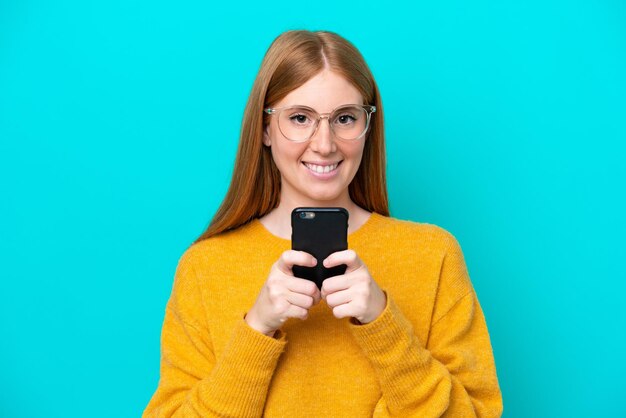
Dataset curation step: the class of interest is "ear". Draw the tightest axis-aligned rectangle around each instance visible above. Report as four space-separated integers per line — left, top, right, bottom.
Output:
263 125 271 147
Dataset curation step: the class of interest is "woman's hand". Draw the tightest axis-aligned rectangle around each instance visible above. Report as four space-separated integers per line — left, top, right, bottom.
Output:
245 250 321 337
321 250 386 324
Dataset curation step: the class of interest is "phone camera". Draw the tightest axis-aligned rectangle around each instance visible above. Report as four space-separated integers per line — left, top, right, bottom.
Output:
299 211 315 219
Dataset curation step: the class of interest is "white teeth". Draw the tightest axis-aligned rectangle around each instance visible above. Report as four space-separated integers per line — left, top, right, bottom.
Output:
305 162 338 174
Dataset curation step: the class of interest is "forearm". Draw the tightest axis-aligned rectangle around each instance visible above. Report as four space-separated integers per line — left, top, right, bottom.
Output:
350 293 502 417
144 317 286 418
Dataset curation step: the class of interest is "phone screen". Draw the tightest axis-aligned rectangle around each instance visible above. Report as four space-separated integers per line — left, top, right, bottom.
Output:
291 207 349 289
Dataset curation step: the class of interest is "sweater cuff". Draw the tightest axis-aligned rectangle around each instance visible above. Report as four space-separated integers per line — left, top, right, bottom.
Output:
201 318 287 414
218 317 287 372
348 292 430 373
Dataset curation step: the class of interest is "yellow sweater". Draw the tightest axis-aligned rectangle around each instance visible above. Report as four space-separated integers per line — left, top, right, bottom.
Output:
143 213 503 417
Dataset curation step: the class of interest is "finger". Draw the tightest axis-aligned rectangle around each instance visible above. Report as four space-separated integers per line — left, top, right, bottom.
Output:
285 291 315 309
320 275 350 299
312 287 322 305
323 249 361 272
285 276 319 297
331 302 353 320
277 250 317 275
325 289 352 309
286 304 309 320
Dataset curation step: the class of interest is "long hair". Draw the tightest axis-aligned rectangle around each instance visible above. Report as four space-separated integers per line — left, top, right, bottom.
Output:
193 30 388 244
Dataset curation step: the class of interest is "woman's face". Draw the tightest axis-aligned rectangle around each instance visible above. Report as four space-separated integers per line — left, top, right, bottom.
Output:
264 70 366 207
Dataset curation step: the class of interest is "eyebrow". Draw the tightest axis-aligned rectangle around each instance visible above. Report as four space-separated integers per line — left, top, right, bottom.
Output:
277 103 365 112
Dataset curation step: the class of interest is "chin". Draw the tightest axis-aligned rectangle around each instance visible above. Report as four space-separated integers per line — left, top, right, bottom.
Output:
303 191 345 205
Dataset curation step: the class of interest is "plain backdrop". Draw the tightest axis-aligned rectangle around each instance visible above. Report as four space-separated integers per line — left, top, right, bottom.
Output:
1 0 625 417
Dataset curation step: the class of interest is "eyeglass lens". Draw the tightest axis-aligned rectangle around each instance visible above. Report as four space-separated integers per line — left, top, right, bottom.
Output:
277 105 369 141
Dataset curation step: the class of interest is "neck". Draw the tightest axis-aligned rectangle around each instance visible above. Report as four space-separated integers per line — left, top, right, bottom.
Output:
260 193 369 240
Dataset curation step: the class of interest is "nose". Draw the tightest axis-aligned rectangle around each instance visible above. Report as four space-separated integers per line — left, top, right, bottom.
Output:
309 117 336 155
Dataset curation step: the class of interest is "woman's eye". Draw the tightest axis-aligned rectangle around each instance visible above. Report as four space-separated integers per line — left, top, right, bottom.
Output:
289 114 310 124
336 114 356 125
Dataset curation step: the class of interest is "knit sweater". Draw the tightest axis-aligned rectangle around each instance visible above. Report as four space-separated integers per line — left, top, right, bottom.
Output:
143 213 503 417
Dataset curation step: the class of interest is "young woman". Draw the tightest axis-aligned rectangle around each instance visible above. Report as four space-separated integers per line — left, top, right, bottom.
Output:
143 30 503 417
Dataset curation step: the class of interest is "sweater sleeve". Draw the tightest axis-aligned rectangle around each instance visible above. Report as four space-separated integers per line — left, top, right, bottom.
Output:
142 248 287 418
348 235 503 418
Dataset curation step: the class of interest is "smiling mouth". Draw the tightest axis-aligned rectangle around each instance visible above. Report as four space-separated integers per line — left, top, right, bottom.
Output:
303 161 341 174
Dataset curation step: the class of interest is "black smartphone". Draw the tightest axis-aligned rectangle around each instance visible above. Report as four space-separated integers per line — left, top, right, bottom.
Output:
291 207 349 289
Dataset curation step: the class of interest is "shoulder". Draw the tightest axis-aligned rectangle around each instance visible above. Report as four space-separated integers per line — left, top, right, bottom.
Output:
176 219 285 271
373 215 474 314
367 213 462 253
176 221 264 266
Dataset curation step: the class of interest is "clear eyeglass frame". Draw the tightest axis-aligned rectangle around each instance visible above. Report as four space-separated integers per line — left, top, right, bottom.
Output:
264 104 376 142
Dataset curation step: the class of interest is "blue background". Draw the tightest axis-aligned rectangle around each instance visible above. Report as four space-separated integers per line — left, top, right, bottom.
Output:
1 0 625 416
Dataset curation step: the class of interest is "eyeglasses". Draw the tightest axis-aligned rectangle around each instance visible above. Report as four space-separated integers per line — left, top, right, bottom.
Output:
264 104 376 142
